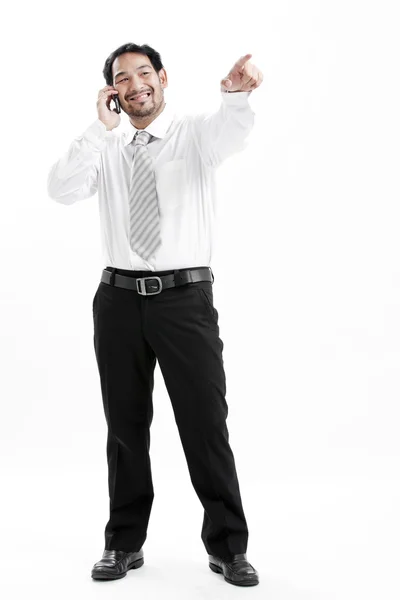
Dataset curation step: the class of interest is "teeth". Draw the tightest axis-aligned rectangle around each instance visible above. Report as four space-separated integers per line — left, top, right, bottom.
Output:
133 93 150 100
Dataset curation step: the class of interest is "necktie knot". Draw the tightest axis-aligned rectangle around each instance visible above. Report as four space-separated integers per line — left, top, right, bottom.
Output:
134 130 152 146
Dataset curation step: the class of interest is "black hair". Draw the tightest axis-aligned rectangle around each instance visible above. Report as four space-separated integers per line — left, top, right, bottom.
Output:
102 43 164 86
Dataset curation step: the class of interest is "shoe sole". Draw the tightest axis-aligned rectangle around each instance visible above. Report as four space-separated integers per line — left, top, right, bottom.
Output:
91 557 144 580
209 562 259 586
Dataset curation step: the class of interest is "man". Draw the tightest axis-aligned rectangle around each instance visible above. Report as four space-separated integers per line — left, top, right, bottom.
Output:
47 43 263 587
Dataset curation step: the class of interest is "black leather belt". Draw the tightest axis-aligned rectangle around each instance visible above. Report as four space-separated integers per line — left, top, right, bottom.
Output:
101 266 214 295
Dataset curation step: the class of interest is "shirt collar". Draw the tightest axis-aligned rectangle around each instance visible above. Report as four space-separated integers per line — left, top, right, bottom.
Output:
122 101 175 147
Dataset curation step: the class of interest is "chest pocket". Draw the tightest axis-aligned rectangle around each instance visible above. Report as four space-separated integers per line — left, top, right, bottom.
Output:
155 159 188 214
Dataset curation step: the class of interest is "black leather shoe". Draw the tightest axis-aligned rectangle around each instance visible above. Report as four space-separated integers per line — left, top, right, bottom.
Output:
208 553 259 586
91 548 144 580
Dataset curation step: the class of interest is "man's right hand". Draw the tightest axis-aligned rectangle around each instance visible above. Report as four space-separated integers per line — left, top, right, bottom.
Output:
97 86 121 131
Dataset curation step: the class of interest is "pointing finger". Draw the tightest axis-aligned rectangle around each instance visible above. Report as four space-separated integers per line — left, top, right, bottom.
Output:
233 53 252 72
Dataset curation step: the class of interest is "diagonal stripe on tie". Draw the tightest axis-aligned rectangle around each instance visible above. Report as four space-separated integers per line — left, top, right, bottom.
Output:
130 156 153 202
131 203 159 240
131 156 151 189
131 219 160 252
130 177 157 213
136 234 162 261
130 188 158 231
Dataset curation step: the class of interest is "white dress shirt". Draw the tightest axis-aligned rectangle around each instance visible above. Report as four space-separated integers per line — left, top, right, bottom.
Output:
47 91 255 271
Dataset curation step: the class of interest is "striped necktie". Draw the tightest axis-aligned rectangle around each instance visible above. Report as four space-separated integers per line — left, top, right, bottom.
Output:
128 130 161 262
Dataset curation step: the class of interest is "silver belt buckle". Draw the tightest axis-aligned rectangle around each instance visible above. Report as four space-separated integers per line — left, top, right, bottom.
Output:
136 276 162 295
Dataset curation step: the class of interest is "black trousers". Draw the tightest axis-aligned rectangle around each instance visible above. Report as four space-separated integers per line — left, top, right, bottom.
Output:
92 265 249 561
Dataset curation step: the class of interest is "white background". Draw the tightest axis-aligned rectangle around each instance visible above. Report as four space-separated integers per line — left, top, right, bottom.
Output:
1 0 399 598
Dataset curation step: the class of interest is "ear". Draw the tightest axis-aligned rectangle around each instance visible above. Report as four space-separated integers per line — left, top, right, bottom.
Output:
159 67 168 88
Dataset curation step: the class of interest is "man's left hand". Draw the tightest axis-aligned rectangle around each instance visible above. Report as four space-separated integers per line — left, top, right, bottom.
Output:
220 54 263 93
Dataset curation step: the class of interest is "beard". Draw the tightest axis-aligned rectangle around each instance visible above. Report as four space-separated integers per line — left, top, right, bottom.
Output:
125 91 161 118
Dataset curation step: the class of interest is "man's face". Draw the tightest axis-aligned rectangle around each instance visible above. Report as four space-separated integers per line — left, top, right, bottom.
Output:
112 52 167 119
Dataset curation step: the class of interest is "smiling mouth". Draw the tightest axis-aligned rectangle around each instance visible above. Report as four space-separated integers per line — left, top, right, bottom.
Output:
130 92 151 102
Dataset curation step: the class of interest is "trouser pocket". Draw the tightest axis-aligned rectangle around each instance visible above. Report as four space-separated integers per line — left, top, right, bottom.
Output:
92 284 101 315
196 286 219 326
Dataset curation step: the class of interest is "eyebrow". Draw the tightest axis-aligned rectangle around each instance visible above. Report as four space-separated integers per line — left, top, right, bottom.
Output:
114 65 152 80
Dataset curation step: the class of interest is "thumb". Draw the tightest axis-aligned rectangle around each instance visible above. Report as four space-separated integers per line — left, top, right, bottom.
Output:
221 78 232 89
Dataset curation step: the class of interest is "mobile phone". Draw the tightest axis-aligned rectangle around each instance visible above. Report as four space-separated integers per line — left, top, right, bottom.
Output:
112 93 121 114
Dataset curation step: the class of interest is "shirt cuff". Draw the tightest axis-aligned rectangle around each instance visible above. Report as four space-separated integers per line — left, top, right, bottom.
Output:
221 90 253 104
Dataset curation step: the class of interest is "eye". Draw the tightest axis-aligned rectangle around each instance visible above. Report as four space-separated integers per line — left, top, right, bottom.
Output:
142 72 150 75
